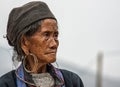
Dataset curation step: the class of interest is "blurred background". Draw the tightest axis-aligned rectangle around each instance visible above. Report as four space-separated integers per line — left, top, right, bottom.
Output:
0 0 120 87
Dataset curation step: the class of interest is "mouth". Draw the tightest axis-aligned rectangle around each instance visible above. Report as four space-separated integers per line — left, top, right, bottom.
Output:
45 51 56 55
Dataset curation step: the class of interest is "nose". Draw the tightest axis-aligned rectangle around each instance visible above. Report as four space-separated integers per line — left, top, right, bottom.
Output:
49 38 59 49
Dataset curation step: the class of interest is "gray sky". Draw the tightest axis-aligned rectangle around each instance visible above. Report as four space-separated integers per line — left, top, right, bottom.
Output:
0 0 120 79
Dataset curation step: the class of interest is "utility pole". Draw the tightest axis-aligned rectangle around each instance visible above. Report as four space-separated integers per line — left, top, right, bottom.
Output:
96 51 103 87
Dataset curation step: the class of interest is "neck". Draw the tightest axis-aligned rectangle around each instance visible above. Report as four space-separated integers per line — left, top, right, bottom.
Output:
24 57 47 74
35 63 47 73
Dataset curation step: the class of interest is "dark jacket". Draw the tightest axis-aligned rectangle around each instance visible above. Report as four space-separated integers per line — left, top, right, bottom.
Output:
0 69 84 87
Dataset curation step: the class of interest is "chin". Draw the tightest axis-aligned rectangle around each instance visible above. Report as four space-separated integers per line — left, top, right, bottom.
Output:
50 57 56 63
48 56 56 63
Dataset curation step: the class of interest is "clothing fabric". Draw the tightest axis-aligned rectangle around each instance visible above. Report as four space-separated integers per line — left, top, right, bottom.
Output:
0 69 84 87
16 64 65 87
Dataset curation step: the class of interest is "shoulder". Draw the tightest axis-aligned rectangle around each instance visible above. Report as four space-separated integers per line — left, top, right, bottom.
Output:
60 69 81 80
0 70 16 87
60 69 84 87
60 69 79 78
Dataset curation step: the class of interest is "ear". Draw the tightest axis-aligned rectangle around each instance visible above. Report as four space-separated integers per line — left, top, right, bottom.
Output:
21 35 30 55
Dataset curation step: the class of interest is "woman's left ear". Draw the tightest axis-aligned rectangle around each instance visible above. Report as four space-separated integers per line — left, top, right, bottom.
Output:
21 35 30 55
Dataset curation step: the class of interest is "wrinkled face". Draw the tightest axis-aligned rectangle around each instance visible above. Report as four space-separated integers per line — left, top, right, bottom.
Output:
26 19 59 64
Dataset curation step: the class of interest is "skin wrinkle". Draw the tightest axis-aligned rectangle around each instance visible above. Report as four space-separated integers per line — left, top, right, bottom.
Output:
21 19 59 73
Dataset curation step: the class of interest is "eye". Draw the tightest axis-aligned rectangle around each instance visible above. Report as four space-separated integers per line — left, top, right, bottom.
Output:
43 31 50 40
54 32 59 40
44 31 50 37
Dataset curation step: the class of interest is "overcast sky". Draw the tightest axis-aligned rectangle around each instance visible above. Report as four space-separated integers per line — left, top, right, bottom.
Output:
0 0 120 79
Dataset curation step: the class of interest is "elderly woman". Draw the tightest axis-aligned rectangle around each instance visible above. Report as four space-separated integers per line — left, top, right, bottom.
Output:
0 1 84 87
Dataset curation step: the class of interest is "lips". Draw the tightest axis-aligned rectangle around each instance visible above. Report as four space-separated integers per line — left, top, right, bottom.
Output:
45 51 56 54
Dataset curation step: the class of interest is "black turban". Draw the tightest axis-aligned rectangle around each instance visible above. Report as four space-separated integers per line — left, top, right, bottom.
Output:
7 1 56 46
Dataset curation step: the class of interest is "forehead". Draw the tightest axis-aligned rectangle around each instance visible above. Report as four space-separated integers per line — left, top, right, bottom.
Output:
42 19 57 26
33 19 58 33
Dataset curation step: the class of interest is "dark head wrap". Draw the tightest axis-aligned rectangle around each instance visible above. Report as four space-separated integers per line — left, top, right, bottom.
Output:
7 1 56 46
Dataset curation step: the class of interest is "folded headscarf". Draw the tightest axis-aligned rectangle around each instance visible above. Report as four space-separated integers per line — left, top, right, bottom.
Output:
7 1 56 46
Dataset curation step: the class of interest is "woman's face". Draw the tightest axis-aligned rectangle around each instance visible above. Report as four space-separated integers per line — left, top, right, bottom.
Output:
25 19 59 64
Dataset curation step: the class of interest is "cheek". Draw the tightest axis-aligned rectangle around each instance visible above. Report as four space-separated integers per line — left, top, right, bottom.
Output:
57 40 59 46
29 39 41 51
29 38 47 55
